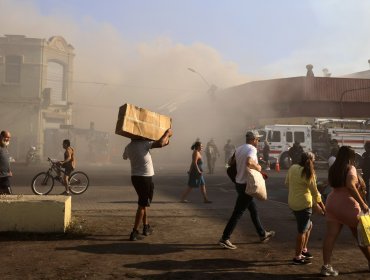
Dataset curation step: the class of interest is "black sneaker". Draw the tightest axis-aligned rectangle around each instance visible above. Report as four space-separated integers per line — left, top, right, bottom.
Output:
292 258 312 265
129 229 140 241
302 251 313 259
143 224 153 236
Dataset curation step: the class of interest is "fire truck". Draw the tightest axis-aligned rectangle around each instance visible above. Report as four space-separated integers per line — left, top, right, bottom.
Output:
257 118 370 169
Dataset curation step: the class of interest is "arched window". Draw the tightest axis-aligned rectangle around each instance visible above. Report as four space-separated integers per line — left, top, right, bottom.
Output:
46 61 65 104
5 55 22 83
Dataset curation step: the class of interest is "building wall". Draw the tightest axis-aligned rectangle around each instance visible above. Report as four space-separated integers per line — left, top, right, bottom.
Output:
0 35 74 161
0 35 43 99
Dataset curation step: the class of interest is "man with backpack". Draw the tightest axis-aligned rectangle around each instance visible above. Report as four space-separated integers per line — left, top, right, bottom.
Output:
219 130 275 249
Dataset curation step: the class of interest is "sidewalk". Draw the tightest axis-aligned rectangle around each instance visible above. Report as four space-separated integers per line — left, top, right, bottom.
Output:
1 197 369 280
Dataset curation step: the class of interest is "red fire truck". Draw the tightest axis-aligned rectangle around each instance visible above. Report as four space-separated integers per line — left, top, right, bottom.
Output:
257 118 370 169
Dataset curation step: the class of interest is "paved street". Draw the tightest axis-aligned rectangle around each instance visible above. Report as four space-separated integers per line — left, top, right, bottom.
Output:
3 162 369 279
10 161 329 211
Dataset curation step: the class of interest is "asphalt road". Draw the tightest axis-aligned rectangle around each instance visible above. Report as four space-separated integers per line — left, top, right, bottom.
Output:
7 162 369 280
9 161 329 210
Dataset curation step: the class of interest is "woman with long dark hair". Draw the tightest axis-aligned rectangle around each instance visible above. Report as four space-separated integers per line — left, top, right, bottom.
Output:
286 152 325 265
321 146 370 276
180 141 212 203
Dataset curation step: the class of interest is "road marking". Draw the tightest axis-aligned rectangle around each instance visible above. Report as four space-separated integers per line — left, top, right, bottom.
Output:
218 187 230 193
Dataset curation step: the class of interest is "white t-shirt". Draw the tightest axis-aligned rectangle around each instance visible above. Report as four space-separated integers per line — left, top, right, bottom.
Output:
235 143 258 184
123 140 154 176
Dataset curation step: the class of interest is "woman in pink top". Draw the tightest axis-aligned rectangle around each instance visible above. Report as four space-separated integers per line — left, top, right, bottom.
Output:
321 146 370 276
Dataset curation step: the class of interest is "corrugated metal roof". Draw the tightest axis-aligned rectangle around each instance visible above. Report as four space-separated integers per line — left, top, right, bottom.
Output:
304 77 370 102
223 77 304 103
223 76 370 103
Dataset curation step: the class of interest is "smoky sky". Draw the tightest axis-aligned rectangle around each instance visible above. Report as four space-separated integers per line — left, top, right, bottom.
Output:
5 1 370 164
0 0 252 162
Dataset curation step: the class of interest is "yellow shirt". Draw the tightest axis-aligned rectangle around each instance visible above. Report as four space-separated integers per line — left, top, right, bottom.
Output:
285 164 322 211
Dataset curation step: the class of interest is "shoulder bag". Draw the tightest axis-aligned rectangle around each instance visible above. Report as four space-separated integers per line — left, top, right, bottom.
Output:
245 168 267 201
357 210 370 247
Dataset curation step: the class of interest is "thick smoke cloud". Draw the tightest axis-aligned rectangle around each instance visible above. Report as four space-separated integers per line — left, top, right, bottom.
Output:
3 0 370 164
0 0 249 163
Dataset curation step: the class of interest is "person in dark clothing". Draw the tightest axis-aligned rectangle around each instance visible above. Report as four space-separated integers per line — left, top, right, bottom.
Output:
205 139 220 174
361 141 370 203
0 130 12 195
224 139 235 167
329 139 340 159
289 141 304 165
263 140 271 170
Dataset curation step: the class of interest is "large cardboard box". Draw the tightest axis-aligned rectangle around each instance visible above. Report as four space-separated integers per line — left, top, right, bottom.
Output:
115 103 172 140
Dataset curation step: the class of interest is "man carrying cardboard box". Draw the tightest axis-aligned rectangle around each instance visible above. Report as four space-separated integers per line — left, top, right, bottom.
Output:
123 128 173 241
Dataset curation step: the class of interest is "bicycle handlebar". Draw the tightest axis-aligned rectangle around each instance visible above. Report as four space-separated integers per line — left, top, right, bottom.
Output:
47 157 59 165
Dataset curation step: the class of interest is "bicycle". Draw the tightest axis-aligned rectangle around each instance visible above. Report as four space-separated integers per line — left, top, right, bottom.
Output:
31 157 89 195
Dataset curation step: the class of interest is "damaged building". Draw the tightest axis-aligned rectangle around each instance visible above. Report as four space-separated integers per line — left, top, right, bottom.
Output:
0 35 108 162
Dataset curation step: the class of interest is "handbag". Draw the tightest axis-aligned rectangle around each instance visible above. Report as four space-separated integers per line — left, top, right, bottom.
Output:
245 168 267 201
357 211 370 247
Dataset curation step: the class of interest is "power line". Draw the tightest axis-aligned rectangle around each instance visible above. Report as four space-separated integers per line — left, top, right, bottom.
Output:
39 66 213 93
43 77 204 92
71 102 116 109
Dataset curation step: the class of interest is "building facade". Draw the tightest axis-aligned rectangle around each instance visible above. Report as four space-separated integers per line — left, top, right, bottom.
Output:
0 35 74 160
216 71 370 133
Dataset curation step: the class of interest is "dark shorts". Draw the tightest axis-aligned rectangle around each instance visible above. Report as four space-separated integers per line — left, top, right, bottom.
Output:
293 208 312 233
0 177 12 194
131 176 154 207
62 163 74 176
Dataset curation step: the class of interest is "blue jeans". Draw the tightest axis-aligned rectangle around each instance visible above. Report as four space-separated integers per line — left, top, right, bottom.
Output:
222 183 265 240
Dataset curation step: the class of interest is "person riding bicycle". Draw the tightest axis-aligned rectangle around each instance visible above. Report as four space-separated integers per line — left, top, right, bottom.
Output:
57 139 76 195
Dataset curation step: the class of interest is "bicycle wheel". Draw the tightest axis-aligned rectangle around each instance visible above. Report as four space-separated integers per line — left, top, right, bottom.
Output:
69 171 89 194
31 172 54 195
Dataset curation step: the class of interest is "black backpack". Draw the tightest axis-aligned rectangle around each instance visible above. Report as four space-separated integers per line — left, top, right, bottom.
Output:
226 153 237 183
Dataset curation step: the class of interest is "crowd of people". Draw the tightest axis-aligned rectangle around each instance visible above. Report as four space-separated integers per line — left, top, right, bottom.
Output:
121 128 370 276
2 126 370 276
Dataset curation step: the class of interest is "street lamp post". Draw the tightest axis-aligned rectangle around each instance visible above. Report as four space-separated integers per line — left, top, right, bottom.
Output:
187 67 218 99
187 67 210 87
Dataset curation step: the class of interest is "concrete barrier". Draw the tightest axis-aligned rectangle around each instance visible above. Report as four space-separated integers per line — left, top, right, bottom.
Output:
0 195 71 233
